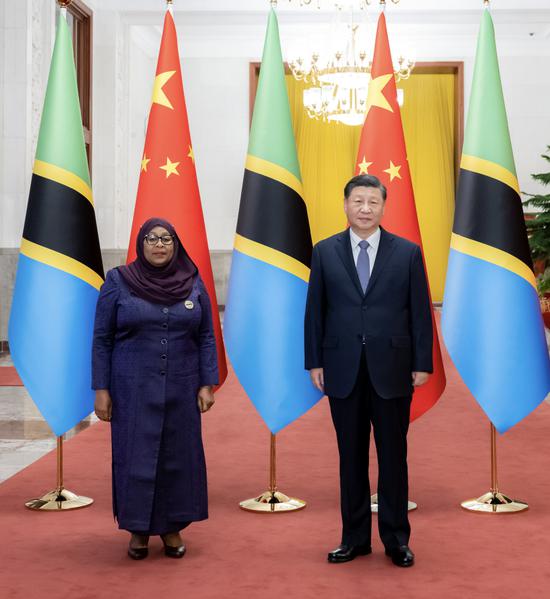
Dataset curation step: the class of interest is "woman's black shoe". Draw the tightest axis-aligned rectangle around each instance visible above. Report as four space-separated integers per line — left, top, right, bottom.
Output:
163 543 186 558
128 533 149 560
161 535 186 558
127 546 149 560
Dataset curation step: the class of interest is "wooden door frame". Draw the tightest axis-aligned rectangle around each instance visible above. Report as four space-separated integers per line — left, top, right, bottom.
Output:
66 0 93 172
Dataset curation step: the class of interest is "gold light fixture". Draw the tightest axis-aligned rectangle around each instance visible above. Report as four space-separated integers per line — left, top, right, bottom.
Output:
288 2 414 125
285 0 401 8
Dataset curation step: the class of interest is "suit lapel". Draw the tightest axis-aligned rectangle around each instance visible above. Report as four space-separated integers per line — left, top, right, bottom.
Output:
365 228 396 298
335 229 364 298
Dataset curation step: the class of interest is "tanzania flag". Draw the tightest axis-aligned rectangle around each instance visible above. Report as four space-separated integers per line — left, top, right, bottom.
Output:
9 12 103 437
224 8 322 433
442 9 550 433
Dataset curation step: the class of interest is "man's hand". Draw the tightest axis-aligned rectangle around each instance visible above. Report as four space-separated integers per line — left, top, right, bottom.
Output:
412 372 429 387
310 368 325 393
95 389 112 422
197 386 215 413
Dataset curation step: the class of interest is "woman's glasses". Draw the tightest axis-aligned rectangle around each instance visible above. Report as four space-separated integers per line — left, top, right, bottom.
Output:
144 233 174 246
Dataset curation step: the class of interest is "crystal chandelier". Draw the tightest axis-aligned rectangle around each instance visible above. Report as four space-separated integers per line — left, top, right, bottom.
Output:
286 0 414 126
284 0 400 8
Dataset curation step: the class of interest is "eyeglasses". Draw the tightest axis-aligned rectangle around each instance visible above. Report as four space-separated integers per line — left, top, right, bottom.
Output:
144 233 174 246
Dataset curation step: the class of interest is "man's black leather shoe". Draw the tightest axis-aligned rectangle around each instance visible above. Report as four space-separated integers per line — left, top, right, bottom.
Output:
327 544 372 563
385 545 415 567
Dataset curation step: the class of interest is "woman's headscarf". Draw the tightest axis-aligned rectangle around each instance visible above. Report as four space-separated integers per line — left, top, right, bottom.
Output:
118 217 197 304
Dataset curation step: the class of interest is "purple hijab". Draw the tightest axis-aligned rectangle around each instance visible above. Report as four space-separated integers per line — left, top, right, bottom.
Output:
118 218 197 305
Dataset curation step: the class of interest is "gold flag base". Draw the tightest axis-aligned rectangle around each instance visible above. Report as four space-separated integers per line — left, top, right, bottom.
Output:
370 493 417 513
25 487 94 511
461 491 528 514
24 436 93 511
239 490 306 513
240 434 306 513
461 425 529 514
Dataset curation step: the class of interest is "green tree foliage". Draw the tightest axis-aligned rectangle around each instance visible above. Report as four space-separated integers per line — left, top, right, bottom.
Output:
523 147 550 294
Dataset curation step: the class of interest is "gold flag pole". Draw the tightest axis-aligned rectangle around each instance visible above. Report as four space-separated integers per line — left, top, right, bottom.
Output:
24 0 94 512
25 435 93 511
461 423 528 513
239 434 306 512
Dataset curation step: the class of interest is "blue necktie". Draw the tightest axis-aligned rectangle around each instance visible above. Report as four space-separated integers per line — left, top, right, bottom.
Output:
357 240 370 294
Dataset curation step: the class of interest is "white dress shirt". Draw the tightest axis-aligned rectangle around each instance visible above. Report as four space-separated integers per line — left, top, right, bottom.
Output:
349 227 381 275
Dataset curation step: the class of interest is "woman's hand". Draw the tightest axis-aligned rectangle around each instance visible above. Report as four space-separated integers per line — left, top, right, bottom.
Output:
95 389 112 422
197 386 215 413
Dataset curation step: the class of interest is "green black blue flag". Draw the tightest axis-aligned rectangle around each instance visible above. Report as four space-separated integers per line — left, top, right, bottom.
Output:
442 9 550 433
224 9 322 432
9 12 104 437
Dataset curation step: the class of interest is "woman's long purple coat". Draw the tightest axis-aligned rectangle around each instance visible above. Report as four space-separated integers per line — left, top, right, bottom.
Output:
92 268 218 534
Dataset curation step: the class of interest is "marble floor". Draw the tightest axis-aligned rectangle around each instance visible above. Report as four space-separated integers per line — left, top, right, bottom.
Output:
0 352 97 484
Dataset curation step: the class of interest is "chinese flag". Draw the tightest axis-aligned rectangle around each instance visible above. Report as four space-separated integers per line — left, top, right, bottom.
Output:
127 8 227 387
356 13 445 420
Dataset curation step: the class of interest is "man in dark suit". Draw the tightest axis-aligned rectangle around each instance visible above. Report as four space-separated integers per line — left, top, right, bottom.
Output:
304 174 433 568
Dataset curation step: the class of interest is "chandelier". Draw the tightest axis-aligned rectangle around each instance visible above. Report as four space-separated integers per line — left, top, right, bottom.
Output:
283 0 400 8
286 0 414 126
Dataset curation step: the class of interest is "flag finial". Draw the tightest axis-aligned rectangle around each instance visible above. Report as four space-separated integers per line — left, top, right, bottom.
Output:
56 0 73 6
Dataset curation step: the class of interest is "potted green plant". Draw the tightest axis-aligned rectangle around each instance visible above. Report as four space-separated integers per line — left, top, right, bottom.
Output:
523 146 550 327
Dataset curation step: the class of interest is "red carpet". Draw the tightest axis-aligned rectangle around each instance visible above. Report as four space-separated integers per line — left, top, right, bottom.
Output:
0 366 22 386
1 320 549 598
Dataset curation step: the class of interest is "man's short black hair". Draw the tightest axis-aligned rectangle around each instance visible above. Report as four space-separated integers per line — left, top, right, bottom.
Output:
344 174 387 201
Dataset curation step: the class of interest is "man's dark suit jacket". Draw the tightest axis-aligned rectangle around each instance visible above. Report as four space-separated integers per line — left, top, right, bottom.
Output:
304 227 433 399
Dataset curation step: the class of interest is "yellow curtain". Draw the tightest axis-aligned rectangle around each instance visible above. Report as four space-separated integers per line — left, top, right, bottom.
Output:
286 75 362 244
398 74 455 302
285 72 455 302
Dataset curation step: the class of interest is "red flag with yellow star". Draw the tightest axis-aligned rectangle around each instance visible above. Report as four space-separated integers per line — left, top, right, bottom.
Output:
356 12 445 420
127 7 227 386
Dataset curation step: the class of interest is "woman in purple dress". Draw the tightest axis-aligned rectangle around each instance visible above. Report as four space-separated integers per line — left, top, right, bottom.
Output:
92 217 218 560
